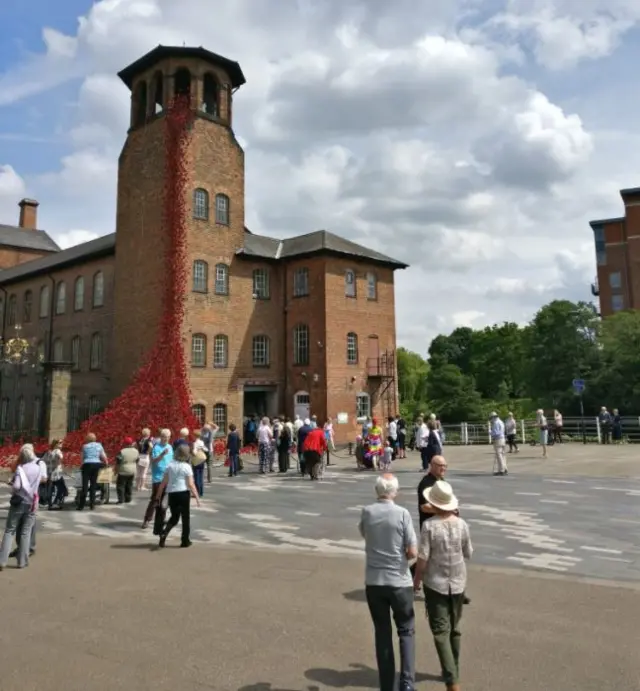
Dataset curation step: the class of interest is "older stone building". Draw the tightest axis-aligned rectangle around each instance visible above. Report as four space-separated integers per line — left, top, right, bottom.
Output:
0 45 406 444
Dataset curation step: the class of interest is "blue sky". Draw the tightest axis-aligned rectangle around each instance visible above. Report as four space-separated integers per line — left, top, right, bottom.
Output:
1 0 640 350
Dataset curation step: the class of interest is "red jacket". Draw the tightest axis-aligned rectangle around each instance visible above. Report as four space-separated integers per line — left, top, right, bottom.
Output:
303 428 327 455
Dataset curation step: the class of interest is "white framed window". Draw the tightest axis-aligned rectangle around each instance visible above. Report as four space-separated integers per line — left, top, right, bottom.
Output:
193 188 209 220
215 193 229 225
609 271 622 290
213 403 227 430
345 269 356 297
7 295 17 327
55 281 66 315
213 334 228 368
191 334 206 367
611 294 624 312
347 332 358 364
53 338 64 362
93 271 104 308
192 404 206 425
252 268 270 299
39 286 50 318
71 336 81 371
193 260 208 292
366 272 377 300
215 264 229 295
90 333 103 370
293 324 309 365
74 277 84 311
356 392 370 419
252 335 270 367
293 268 309 297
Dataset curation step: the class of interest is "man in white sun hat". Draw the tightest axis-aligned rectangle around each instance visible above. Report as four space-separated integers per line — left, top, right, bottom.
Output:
413 480 472 691
490 411 507 476
359 474 417 691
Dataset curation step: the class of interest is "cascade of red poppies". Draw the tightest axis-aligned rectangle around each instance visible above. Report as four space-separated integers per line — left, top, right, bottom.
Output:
57 95 198 461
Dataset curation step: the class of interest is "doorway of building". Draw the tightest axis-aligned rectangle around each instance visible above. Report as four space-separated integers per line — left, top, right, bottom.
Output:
294 390 311 420
243 386 278 420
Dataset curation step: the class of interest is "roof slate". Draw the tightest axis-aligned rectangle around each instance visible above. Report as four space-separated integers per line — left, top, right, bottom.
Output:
0 233 115 285
0 224 60 253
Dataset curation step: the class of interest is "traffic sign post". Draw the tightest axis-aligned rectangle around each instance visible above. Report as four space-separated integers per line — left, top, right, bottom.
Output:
572 379 587 444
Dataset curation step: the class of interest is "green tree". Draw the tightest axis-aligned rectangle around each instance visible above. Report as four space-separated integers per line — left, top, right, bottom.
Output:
397 347 429 419
426 363 484 422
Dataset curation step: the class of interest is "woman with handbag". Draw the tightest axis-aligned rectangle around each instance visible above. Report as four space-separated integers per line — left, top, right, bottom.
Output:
136 428 153 491
158 444 201 548
191 430 207 497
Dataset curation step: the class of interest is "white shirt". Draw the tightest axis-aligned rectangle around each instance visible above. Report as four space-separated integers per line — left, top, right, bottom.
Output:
192 439 206 455
258 424 273 445
388 420 397 440
165 461 193 493
417 423 429 448
555 414 563 426
505 418 516 435
294 419 304 433
38 459 48 482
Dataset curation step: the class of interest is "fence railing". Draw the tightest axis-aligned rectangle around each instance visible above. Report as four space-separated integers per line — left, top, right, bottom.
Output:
434 416 637 445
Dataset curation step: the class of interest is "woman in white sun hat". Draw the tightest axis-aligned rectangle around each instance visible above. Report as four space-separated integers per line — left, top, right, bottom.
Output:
412 480 472 691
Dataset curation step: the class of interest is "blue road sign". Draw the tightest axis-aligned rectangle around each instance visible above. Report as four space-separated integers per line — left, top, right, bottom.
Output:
572 378 585 394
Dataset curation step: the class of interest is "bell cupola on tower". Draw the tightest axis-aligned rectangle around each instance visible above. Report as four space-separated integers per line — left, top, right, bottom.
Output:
111 45 246 400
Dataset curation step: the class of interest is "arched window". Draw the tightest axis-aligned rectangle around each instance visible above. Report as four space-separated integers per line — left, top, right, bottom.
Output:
55 281 66 315
152 71 164 114
215 193 229 225
7 295 17 327
366 272 377 300
293 324 309 366
193 188 209 220
68 396 80 431
201 72 218 116
90 332 103 370
16 396 25 429
347 332 358 364
252 268 270 299
71 336 81 371
192 404 206 426
214 263 229 295
39 285 50 318
23 290 32 323
191 334 206 367
213 403 227 430
192 260 208 292
92 271 104 308
133 80 148 127
74 276 85 311
356 392 371 419
33 397 41 431
89 396 101 416
252 335 270 367
53 338 64 362
213 334 228 368
345 269 356 297
174 67 191 98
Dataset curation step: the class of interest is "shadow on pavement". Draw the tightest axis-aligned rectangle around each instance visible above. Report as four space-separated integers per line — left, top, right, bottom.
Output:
110 543 159 551
342 589 367 603
238 684 319 691
304 663 440 688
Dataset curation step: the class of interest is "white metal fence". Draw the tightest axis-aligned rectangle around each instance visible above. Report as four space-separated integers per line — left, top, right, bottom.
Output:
435 416 637 445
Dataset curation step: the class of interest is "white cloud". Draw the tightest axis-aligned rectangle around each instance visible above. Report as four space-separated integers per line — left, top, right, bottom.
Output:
1 0 633 353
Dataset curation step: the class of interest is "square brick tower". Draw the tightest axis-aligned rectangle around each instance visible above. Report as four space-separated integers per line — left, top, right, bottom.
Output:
111 46 247 403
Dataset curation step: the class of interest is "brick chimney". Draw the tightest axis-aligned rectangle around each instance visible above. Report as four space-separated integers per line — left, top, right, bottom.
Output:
18 198 39 230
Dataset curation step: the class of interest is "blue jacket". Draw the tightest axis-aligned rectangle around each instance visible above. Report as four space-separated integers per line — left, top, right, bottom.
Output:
297 424 312 453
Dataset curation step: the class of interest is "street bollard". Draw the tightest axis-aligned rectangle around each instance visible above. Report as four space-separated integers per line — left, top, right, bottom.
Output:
348 441 353 455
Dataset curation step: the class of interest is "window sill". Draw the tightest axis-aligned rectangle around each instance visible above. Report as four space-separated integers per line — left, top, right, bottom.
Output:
191 364 206 368
215 221 230 227
292 294 309 299
347 361 359 366
213 365 228 369
252 363 270 369
345 294 357 299
92 304 104 310
192 289 208 295
367 297 378 302
193 216 210 222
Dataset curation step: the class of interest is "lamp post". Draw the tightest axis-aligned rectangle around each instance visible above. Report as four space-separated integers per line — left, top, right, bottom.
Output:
0 325 43 434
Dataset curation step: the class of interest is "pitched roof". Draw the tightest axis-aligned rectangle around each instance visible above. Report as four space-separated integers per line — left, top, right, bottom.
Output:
118 45 246 89
0 233 115 285
239 229 407 269
0 224 60 253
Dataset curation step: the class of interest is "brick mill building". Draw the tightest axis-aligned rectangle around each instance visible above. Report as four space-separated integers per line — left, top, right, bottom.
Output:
0 46 406 444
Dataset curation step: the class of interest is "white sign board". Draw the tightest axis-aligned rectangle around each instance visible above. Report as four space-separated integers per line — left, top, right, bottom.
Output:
337 412 348 424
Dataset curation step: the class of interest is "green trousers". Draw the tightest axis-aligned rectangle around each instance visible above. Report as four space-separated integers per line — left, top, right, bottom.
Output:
424 587 464 685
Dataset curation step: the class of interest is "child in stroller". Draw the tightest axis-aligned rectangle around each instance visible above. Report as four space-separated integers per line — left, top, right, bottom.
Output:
38 439 69 510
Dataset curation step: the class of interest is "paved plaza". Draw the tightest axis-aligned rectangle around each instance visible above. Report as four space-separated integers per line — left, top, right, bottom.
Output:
1 443 639 689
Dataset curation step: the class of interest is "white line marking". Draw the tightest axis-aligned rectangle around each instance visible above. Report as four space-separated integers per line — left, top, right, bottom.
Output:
515 492 541 496
539 499 569 505
295 511 321 517
544 479 575 485
593 556 633 563
580 546 623 555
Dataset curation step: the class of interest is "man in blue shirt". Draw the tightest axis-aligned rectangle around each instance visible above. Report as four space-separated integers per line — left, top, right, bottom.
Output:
490 412 507 476
297 419 313 476
141 429 173 531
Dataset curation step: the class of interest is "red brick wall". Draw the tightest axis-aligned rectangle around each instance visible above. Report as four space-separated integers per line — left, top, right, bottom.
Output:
0 247 54 270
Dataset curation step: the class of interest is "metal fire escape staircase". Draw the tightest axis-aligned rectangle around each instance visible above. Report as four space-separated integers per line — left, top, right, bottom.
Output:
366 350 398 419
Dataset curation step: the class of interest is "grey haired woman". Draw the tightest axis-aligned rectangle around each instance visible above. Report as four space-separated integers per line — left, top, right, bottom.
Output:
0 446 44 570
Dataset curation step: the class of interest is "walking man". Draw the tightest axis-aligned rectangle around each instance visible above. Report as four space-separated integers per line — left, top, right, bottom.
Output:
490 412 507 476
359 474 417 691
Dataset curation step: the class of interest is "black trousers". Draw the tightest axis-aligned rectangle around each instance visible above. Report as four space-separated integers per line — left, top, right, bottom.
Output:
278 448 289 472
507 434 518 452
116 474 134 503
144 482 167 534
78 463 101 509
163 490 191 544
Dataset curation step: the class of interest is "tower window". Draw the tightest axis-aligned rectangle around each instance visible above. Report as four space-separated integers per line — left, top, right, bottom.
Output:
152 71 164 114
215 264 229 295
345 269 356 297
252 268 270 299
23 290 32 323
293 324 309 366
55 281 66 315
133 81 148 127
90 333 103 370
366 272 377 300
215 194 229 225
293 268 309 297
74 276 84 311
193 260 208 293
174 68 191 98
191 334 206 367
213 335 228 368
252 335 270 367
202 73 218 116
347 332 358 364
39 286 50 318
213 403 227 430
93 271 104 308
193 188 209 220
